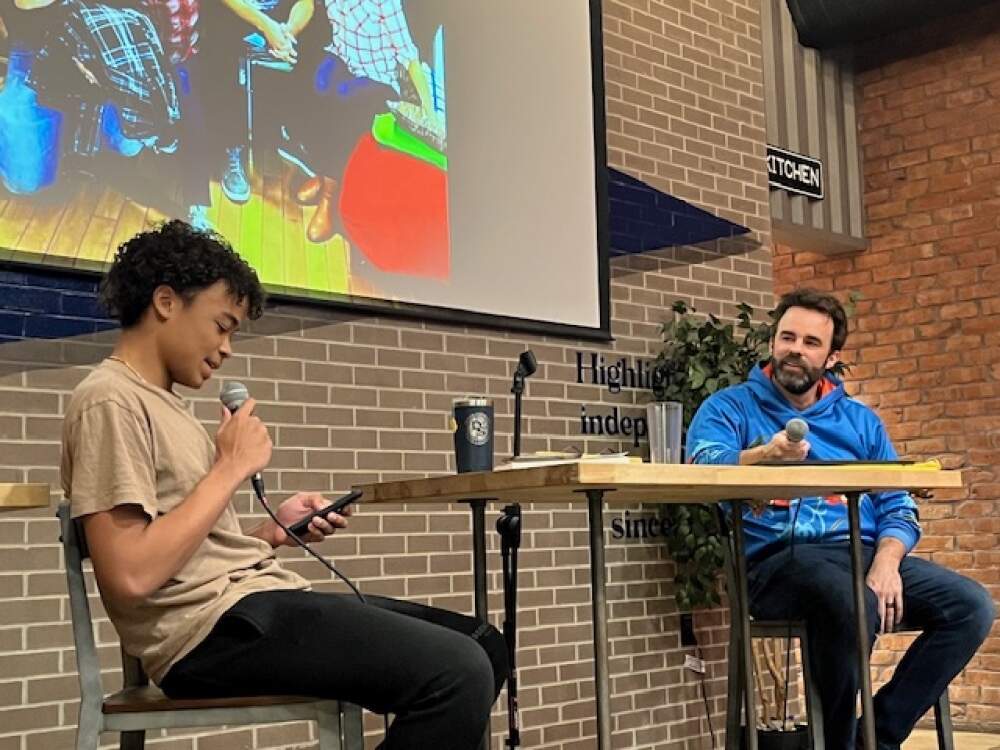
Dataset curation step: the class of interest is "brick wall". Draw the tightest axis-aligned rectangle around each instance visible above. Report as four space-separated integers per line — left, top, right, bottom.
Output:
0 1 774 748
773 4 1000 731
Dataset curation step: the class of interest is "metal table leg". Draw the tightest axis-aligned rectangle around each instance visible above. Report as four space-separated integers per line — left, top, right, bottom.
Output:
585 489 612 750
469 499 490 750
847 492 876 750
731 503 758 750
471 500 488 622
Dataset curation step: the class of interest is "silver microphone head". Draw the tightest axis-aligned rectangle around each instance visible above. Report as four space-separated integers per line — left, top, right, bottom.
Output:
786 418 809 443
220 381 250 413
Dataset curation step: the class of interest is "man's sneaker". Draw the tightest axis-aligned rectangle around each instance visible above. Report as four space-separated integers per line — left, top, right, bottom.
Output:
855 720 900 750
187 204 214 232
277 126 317 178
100 105 143 157
222 146 251 204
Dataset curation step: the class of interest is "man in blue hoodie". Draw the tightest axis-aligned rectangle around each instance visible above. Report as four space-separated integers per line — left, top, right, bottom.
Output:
686 288 995 750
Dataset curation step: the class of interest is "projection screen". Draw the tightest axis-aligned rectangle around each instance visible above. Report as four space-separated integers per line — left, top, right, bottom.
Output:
0 0 609 337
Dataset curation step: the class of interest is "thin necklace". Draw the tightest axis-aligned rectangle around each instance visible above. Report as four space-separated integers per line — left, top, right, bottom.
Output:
107 355 146 383
108 356 183 404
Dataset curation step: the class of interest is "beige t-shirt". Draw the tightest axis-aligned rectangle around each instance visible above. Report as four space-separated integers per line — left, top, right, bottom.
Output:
60 359 309 684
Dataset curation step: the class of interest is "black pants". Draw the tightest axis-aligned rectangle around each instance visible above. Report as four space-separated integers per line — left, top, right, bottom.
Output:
161 589 508 750
174 5 248 206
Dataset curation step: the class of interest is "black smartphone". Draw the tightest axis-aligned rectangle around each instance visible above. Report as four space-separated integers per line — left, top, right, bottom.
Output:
286 489 362 537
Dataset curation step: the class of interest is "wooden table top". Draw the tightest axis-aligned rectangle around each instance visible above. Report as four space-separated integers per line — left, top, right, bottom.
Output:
0 483 51 512
354 462 962 505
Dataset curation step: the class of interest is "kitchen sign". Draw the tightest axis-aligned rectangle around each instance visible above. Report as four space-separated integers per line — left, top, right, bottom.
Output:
767 145 823 200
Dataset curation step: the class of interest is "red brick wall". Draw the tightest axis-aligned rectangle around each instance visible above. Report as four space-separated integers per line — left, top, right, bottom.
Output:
773 6 1000 730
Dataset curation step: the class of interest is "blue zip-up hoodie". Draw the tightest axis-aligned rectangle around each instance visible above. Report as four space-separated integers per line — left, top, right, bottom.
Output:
686 363 921 563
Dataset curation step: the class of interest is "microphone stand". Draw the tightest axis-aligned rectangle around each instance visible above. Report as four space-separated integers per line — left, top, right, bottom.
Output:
497 504 521 749
512 368 526 459
497 366 528 748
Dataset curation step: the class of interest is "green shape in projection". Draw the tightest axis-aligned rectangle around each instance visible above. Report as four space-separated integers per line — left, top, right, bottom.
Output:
372 113 447 171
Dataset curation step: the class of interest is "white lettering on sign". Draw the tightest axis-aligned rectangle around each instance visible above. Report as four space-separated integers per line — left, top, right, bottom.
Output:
766 145 824 200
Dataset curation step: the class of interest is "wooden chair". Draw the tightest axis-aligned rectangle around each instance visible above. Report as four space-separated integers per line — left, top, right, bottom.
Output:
57 502 364 750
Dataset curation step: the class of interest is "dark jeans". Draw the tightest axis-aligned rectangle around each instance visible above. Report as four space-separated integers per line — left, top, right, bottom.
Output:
161 589 508 750
748 543 995 750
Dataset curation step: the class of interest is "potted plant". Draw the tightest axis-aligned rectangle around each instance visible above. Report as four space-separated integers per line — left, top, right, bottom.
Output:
651 300 773 610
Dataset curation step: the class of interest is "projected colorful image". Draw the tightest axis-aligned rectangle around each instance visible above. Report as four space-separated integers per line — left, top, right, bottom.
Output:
0 0 449 297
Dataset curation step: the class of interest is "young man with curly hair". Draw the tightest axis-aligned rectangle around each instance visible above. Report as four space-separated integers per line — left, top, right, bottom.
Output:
60 220 506 749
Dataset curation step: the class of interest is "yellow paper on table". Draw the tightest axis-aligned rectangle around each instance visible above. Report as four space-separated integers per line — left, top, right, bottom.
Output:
824 459 943 471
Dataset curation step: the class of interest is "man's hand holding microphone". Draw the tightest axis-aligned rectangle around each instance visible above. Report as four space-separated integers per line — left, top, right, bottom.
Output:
740 418 810 465
218 383 349 549
763 417 811 462
216 396 272 487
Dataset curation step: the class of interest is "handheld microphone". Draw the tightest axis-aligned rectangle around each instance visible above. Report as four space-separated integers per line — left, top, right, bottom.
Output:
219 381 266 502
785 418 809 443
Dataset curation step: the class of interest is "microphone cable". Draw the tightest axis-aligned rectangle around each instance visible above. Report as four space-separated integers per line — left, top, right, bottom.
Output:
252 488 366 604
695 638 718 749
254 490 393 738
221 385 390 731
220 382 365 603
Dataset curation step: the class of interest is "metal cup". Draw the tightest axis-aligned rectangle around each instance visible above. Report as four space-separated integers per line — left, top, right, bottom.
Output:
453 398 494 473
646 401 683 463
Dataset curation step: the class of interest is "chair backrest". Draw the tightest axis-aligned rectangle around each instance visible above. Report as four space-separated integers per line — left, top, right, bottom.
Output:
58 503 150 704
58 502 109 713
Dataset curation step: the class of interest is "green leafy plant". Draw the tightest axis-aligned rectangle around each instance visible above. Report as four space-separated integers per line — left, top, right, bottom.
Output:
652 299 852 610
653 301 773 413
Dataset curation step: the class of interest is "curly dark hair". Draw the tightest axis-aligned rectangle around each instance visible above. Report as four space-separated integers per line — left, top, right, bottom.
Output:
99 220 265 327
773 288 849 353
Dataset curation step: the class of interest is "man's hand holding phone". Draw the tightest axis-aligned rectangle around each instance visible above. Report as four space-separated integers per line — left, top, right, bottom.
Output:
276 490 361 544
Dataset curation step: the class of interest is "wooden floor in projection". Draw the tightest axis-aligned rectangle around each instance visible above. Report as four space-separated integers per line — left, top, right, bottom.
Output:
0 167 350 295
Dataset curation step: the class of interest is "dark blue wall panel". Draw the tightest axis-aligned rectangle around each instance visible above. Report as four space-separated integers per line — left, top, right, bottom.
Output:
0 267 116 343
607 168 750 255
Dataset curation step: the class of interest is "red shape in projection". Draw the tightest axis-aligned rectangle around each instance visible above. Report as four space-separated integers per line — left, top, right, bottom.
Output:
339 133 450 280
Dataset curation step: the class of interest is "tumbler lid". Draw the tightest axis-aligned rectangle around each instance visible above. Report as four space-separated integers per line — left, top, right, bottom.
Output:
454 397 491 407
